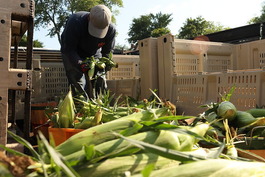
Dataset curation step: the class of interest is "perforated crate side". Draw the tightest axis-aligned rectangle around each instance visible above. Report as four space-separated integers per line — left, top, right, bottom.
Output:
107 79 140 99
171 75 206 116
171 73 218 116
204 55 233 73
107 55 140 80
41 62 69 100
139 37 159 99
250 39 265 69
107 62 135 80
175 54 200 75
216 70 265 110
235 39 265 70
157 34 234 100
173 38 234 74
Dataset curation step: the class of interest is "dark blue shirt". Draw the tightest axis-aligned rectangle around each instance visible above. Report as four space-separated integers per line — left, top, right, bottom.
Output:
61 11 116 65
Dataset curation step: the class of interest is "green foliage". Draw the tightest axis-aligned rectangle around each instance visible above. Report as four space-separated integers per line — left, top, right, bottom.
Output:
128 12 172 44
151 28 171 38
34 0 123 45
19 35 44 48
177 16 229 39
248 2 265 24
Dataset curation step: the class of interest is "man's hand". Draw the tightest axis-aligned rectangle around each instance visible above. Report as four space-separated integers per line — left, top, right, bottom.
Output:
78 58 96 79
78 59 91 73
80 63 90 73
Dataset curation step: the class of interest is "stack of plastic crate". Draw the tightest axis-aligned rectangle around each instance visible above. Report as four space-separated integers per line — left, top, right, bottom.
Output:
106 55 141 99
154 34 265 115
12 50 141 107
0 0 34 145
214 38 265 111
156 34 235 115
138 37 160 99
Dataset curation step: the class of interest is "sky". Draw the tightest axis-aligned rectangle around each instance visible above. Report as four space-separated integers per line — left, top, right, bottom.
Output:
34 0 264 50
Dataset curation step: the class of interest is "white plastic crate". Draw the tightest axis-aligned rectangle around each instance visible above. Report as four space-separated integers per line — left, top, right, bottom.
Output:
216 69 265 110
41 62 69 99
106 55 140 80
235 39 265 70
14 53 140 103
171 73 218 116
158 34 235 75
157 34 235 100
138 37 159 99
107 79 140 100
16 62 69 103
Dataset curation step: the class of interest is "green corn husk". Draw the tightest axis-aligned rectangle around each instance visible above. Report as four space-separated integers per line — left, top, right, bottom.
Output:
75 109 103 129
230 111 257 128
75 153 180 177
88 61 95 79
246 108 265 118
64 130 172 162
74 117 94 129
175 123 210 151
131 159 265 177
95 61 106 69
240 117 265 136
57 90 75 128
205 112 224 131
64 124 210 163
55 107 170 156
217 101 237 121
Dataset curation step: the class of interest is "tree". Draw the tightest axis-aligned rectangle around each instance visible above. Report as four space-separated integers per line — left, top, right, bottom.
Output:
19 35 44 48
248 2 265 24
128 12 172 44
34 0 123 45
177 16 229 39
151 28 171 38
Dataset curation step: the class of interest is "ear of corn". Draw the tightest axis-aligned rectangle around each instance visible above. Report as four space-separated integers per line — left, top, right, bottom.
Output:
65 124 209 163
55 107 170 156
65 130 181 163
240 117 265 136
88 60 95 79
246 108 265 118
175 123 210 151
58 90 75 128
230 111 257 128
217 101 237 121
226 144 238 158
130 159 265 177
76 153 180 177
95 61 106 69
242 117 265 128
74 109 103 129
74 117 94 129
64 131 160 162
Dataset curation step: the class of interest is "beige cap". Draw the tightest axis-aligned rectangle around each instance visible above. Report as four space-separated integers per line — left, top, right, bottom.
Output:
89 5 112 38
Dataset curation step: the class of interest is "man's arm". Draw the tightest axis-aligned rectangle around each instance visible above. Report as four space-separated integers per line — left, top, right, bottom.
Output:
61 17 83 67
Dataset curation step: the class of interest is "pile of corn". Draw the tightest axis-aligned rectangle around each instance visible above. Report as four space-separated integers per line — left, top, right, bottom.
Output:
3 91 265 177
204 101 265 137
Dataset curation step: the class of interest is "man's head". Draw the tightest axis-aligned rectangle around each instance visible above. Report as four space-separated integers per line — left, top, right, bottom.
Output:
89 5 112 38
